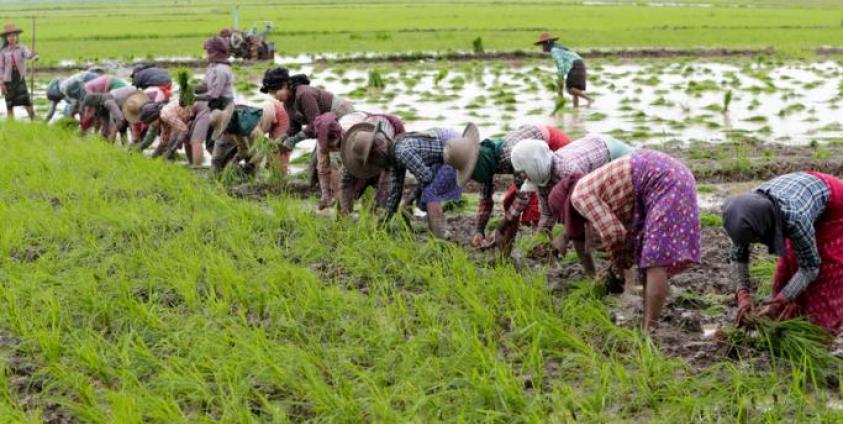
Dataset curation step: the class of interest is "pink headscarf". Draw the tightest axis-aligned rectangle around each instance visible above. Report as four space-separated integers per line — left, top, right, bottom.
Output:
314 112 342 151
203 36 230 64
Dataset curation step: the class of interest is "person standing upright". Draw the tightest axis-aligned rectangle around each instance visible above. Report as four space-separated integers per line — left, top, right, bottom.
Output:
0 23 37 120
535 32 592 108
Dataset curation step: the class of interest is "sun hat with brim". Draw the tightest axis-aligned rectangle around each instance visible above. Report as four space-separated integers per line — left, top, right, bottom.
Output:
534 32 559 45
122 92 150 125
1 24 23 37
443 123 481 187
341 121 391 179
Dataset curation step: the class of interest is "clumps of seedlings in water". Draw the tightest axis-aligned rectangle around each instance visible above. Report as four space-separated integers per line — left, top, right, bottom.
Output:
587 112 608 122
433 68 449 86
744 115 768 123
650 97 674 107
472 37 484 54
552 96 566 115
368 69 385 89
722 90 733 113
778 103 806 117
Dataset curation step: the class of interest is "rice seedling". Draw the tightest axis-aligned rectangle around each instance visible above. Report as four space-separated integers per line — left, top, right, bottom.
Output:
722 89 733 113
472 37 484 54
367 69 386 89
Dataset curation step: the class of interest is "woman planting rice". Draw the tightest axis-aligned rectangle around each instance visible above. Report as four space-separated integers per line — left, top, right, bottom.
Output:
723 172 843 333
261 67 355 208
0 23 37 120
568 149 701 331
535 32 592 108
187 36 235 167
342 123 479 238
492 134 634 271
465 124 572 249
312 111 406 215
208 99 290 174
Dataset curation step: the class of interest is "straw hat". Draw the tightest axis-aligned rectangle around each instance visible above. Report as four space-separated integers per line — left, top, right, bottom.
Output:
341 121 391 179
1 23 23 37
534 32 559 45
443 123 481 187
122 92 150 125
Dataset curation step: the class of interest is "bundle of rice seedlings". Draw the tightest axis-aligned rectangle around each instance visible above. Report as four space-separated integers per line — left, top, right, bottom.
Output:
368 69 385 89
732 318 840 377
552 95 566 115
176 69 195 107
722 89 733 112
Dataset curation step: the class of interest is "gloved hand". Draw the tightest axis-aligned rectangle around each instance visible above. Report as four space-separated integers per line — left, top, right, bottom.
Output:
736 288 755 325
758 293 797 322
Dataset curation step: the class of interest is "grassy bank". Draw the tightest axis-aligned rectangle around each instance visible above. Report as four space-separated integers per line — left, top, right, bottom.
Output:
0 123 841 421
1 0 842 64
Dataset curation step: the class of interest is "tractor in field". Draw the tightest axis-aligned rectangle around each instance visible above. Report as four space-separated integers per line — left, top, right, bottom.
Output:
219 7 275 61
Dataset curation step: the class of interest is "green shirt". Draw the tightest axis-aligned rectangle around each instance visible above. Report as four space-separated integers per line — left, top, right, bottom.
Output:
550 46 582 80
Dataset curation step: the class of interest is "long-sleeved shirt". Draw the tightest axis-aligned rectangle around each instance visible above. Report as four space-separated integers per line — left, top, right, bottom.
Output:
506 134 613 232
110 86 138 107
85 75 127 95
550 45 582 80
474 125 571 234
384 128 460 217
730 172 829 300
0 44 35 82
286 85 334 137
197 63 233 100
570 156 635 270
159 101 194 140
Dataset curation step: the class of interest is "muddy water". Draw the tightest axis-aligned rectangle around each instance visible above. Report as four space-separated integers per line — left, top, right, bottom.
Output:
294 60 842 145
16 59 843 164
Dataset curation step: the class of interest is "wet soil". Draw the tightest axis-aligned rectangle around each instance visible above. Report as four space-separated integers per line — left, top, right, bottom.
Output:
318 47 776 65
440 213 772 372
0 332 76 423
664 142 843 184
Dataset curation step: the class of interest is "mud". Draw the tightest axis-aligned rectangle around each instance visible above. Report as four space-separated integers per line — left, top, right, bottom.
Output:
664 142 843 184
0 331 76 423
318 47 777 65
439 213 775 372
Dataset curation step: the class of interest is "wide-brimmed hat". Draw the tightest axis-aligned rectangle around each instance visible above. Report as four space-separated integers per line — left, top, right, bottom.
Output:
341 121 391 179
443 123 481 187
1 24 23 37
122 92 150 125
534 32 558 45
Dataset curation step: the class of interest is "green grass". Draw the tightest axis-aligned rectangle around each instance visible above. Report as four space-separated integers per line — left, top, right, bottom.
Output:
2 0 842 64
2 117 843 421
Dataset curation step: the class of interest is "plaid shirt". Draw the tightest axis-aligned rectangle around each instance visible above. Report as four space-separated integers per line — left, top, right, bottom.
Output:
506 135 611 231
570 156 635 269
385 128 460 218
474 126 544 234
550 46 582 80
730 172 829 299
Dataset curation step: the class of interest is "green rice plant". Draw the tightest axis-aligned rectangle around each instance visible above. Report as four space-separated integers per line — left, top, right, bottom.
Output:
176 69 194 107
552 95 566 115
434 68 449 86
700 212 723 228
732 318 840 379
472 37 484 54
722 89 733 113
367 69 385 89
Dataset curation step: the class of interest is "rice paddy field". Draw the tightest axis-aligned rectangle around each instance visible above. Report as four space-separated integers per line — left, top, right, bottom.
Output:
2 0 843 422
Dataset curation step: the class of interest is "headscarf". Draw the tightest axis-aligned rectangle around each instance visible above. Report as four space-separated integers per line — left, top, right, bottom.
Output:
46 78 64 102
203 36 230 64
510 138 554 187
471 138 504 184
314 112 342 150
260 67 290 93
723 192 785 255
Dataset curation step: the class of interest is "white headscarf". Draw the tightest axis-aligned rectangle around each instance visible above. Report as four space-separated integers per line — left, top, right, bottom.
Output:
511 138 553 187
